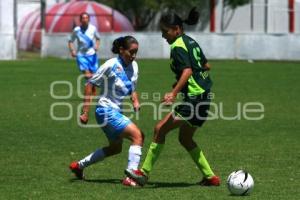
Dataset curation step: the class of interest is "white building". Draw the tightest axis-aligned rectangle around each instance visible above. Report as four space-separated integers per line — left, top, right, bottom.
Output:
0 0 16 59
0 0 65 59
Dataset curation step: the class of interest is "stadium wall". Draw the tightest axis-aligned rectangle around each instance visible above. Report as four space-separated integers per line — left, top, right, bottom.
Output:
41 32 300 60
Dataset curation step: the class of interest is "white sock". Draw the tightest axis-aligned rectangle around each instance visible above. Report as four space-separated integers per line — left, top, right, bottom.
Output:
78 148 105 169
127 145 142 170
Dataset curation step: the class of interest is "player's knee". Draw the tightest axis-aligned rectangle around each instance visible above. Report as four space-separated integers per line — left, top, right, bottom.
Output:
154 123 163 135
140 131 145 144
84 71 92 79
178 135 190 148
154 124 167 138
111 146 122 155
104 145 122 156
115 145 122 154
153 126 167 143
132 129 143 146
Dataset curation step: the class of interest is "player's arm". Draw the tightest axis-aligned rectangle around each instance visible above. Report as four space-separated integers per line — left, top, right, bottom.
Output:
163 47 192 104
81 82 93 114
81 62 110 114
94 39 100 52
68 30 77 57
163 68 193 104
94 30 101 52
68 41 76 57
131 92 140 112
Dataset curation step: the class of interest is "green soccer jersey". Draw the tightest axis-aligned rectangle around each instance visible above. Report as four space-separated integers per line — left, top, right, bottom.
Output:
170 34 212 96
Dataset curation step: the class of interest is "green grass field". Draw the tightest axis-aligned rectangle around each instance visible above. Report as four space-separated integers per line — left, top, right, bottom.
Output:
0 58 299 199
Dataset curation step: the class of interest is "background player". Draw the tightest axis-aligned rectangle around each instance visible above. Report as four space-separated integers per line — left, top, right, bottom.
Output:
68 12 100 123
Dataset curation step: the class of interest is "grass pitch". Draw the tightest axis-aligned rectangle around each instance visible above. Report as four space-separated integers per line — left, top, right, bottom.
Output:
0 58 299 199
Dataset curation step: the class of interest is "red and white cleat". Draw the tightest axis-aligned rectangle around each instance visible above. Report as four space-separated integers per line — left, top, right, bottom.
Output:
69 161 84 180
199 175 221 186
122 177 139 187
125 169 148 186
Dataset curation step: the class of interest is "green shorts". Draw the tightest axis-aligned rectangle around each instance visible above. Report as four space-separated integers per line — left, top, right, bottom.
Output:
174 91 211 127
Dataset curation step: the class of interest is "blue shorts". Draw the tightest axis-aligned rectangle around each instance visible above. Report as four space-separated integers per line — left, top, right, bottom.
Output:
76 54 99 73
95 106 132 141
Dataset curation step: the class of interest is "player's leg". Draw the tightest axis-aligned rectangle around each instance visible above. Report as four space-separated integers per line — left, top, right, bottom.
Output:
125 112 184 185
117 122 144 186
119 123 144 170
178 124 213 175
79 70 94 124
88 54 98 96
72 107 134 174
79 139 122 168
96 106 144 172
177 94 220 186
69 139 123 180
142 113 184 173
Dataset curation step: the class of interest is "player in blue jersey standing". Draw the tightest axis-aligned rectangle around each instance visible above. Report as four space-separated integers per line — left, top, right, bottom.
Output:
68 12 100 124
70 36 143 186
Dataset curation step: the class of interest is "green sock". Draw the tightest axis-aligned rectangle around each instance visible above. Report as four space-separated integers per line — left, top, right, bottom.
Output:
189 147 215 178
141 142 164 175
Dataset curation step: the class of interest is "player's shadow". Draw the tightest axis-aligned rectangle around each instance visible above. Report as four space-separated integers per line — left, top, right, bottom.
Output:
69 178 121 185
144 181 196 188
70 178 196 188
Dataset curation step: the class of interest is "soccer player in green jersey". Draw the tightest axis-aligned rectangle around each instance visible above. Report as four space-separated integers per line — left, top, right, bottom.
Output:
126 8 220 186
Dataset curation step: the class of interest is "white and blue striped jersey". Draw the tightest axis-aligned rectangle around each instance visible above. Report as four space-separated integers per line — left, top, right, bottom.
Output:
89 57 138 110
69 24 100 56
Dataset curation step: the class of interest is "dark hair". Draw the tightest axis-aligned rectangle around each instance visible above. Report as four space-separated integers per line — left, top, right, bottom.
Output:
160 7 199 28
80 12 90 21
111 36 138 54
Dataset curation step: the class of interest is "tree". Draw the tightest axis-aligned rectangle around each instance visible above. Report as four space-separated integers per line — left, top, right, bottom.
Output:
221 0 251 32
95 0 160 30
95 0 209 31
95 0 251 31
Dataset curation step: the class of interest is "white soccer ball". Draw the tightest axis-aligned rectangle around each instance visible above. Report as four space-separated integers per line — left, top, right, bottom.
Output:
227 170 254 196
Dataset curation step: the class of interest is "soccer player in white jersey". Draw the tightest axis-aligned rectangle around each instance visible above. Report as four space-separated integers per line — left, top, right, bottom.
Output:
68 12 100 123
69 36 143 186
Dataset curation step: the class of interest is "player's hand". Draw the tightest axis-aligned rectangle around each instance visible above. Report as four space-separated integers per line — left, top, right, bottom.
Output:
162 92 176 105
71 50 77 57
203 63 211 71
133 101 140 112
80 112 89 124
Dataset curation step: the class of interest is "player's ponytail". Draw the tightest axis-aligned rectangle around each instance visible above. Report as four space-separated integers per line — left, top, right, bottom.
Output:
111 37 124 54
160 7 199 28
183 7 199 25
111 36 138 54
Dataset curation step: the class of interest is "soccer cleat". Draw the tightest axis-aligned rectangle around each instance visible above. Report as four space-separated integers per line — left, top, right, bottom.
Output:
69 161 84 180
122 177 138 187
124 169 148 186
199 175 221 186
79 113 89 124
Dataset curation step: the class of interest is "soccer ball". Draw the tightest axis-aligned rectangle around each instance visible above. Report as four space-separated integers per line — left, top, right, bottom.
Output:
227 170 254 196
